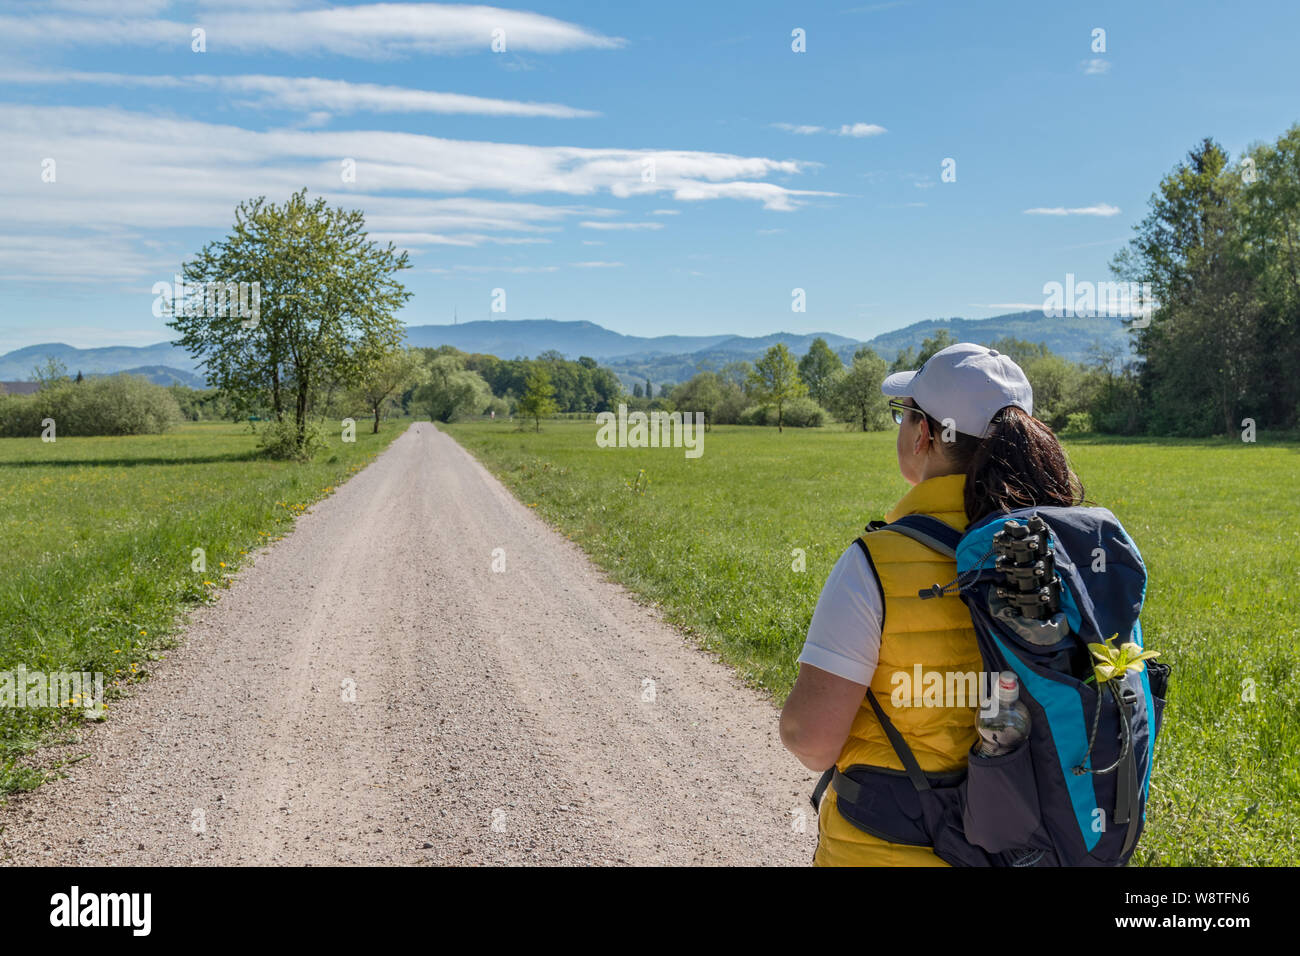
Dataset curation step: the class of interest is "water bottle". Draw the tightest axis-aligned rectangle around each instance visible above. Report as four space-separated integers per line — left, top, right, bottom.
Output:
975 671 1032 756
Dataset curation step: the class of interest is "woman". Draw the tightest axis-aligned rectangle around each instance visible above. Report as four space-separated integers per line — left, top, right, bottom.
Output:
779 342 1085 866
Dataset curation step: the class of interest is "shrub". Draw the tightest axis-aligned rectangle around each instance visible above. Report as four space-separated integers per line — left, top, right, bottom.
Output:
1062 411 1094 434
738 397 828 428
0 374 180 437
256 417 329 461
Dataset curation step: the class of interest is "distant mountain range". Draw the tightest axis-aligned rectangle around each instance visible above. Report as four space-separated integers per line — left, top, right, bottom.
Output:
0 312 1132 388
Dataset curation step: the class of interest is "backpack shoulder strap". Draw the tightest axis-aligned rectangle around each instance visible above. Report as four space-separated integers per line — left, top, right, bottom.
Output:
879 513 961 559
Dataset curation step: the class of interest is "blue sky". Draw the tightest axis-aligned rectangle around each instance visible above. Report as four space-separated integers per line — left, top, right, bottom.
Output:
2 0 1298 354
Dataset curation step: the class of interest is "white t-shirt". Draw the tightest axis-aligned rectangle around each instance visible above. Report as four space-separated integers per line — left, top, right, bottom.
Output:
797 542 884 687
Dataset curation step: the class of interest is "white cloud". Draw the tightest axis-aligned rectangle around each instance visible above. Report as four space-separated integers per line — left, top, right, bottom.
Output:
0 70 600 119
0 234 169 282
1082 58 1111 75
569 261 624 268
428 264 559 274
971 302 1047 311
773 121 886 137
0 3 627 57
578 222 665 231
837 123 887 137
649 209 680 215
0 104 829 280
1023 204 1120 217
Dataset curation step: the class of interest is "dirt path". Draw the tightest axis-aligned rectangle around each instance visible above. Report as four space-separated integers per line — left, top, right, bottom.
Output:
0 422 819 865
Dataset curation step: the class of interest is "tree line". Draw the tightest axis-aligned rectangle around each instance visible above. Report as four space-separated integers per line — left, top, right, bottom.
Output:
1110 123 1300 437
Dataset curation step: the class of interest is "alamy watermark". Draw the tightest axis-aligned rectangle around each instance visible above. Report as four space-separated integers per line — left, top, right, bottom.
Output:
152 275 261 328
1042 273 1155 326
1 666 105 714
890 666 1005 718
595 404 705 459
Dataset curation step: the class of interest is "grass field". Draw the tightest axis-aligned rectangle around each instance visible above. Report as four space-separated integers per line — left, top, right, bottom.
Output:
0 419 409 793
443 419 1300 866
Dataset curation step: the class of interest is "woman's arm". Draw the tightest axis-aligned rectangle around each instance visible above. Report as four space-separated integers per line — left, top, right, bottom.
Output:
779 542 882 771
780 663 868 771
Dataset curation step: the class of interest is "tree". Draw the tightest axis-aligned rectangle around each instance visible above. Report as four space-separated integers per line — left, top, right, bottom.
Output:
644 379 653 399
168 189 412 457
32 356 69 388
74 370 84 384
831 346 890 431
633 382 643 398
888 345 917 374
354 348 427 433
798 337 844 406
746 343 807 432
417 354 491 423
916 329 958 366
517 366 558 432
1112 138 1259 435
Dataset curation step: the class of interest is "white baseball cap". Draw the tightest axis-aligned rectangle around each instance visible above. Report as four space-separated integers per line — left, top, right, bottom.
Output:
881 342 1033 438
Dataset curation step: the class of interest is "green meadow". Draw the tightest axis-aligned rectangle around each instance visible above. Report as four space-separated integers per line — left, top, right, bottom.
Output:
443 419 1300 866
0 420 408 794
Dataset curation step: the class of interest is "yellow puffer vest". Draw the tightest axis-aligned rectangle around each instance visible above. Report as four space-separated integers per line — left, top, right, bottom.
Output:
814 473 982 867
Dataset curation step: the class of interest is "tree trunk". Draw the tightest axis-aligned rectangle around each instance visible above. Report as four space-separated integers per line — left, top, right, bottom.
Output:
373 403 381 434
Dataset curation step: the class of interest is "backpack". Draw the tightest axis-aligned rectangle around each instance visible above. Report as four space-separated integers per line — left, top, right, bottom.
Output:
811 505 1170 866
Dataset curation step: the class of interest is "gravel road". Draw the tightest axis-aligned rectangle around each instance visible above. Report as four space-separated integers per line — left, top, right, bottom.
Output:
0 422 819 865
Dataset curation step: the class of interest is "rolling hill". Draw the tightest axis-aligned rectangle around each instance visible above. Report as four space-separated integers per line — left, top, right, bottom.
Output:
0 312 1133 389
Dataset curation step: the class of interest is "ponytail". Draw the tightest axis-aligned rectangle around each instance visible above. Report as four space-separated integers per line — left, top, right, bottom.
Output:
923 406 1083 524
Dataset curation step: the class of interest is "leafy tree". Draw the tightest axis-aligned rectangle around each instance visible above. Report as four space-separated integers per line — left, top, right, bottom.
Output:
746 343 807 432
1113 138 1258 435
633 382 643 398
888 345 917 374
798 337 844 406
354 347 428 433
417 354 491 423
168 188 412 457
32 356 69 389
831 346 890 431
719 360 752 388
517 366 558 432
916 329 958 366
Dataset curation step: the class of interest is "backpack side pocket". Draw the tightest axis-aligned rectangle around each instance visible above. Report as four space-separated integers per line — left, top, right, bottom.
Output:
961 740 1046 853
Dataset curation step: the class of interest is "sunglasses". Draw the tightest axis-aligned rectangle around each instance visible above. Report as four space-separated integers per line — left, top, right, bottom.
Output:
888 399 926 426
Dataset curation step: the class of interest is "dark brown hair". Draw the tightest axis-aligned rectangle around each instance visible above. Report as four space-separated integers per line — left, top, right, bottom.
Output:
916 404 1084 524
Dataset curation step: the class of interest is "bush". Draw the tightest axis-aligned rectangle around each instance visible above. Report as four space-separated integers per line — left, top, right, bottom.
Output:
0 374 180 437
1061 411 1094 434
738 397 828 428
256 417 329 461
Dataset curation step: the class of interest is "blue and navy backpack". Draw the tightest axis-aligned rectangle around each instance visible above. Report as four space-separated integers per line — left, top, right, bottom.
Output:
812 505 1170 867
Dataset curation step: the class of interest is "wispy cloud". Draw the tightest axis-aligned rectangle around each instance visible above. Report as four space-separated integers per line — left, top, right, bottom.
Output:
578 221 665 231
1023 204 1120 217
772 123 826 135
970 303 1047 311
837 122 887 137
569 261 624 268
1082 58 1111 75
0 70 600 119
772 121 887 137
0 3 627 58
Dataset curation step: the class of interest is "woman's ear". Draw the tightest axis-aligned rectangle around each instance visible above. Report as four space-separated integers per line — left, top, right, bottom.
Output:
912 415 930 456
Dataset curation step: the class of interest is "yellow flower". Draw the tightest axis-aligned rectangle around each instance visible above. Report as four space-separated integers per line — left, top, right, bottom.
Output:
139 629 146 635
